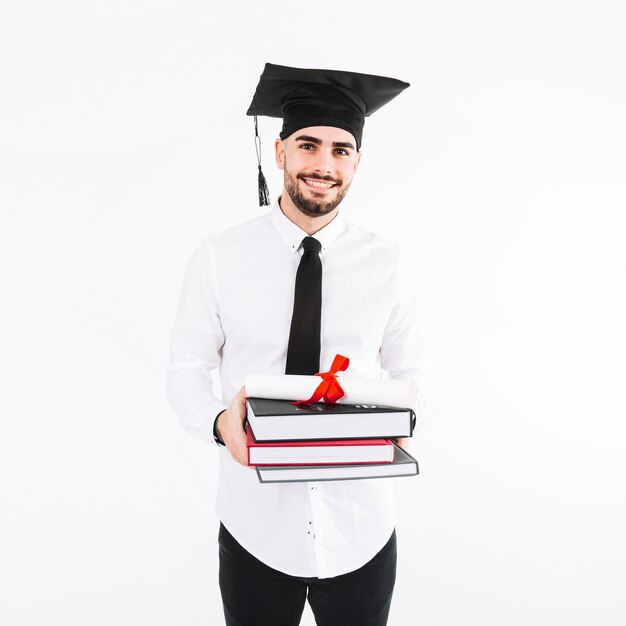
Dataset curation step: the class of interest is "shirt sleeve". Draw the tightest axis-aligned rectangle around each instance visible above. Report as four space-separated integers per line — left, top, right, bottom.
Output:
379 246 433 430
166 239 228 445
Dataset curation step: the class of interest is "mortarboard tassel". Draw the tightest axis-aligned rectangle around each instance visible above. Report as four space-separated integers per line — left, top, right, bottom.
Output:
257 165 270 207
254 110 270 206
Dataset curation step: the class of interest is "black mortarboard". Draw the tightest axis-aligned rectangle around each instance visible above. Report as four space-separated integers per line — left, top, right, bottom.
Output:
247 62 410 206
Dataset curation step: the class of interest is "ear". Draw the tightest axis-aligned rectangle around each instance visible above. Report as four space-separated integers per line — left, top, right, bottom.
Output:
274 138 285 170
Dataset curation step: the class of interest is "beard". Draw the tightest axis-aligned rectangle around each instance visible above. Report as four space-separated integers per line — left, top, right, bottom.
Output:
283 161 352 218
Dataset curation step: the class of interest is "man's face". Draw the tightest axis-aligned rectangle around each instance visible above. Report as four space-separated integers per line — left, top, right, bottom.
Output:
275 126 362 218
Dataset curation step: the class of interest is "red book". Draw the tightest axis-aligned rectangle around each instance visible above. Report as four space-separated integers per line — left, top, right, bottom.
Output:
246 428 395 466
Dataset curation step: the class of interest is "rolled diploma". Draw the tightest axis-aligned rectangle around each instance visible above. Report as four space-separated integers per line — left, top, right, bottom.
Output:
244 374 417 409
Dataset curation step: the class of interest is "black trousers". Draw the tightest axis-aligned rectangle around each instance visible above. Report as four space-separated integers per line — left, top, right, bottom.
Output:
218 522 397 626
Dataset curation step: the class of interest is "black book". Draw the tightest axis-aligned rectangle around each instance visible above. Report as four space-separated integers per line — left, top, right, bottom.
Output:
246 397 416 442
256 440 419 483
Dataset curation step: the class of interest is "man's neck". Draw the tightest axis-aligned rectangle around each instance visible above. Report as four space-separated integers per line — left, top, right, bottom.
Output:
278 193 339 236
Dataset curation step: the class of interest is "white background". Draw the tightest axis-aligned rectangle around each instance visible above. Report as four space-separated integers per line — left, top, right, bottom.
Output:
1 1 625 624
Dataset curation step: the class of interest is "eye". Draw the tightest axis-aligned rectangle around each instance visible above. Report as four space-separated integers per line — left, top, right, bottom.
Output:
300 143 315 150
334 148 349 156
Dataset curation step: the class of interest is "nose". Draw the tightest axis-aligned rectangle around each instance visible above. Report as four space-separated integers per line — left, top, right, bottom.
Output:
312 148 333 176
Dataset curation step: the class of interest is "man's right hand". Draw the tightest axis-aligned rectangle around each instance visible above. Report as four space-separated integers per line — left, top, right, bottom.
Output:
217 386 250 467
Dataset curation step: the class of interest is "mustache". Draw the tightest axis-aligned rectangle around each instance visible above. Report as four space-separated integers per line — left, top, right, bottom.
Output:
297 173 342 185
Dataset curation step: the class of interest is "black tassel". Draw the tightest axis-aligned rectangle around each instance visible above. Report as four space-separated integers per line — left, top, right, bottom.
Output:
253 105 270 207
258 164 270 206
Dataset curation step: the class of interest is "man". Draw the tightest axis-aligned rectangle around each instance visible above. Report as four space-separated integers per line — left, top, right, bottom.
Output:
166 63 431 626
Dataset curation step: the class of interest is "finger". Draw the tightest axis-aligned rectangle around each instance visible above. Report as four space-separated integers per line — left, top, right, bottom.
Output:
233 435 249 466
228 445 247 467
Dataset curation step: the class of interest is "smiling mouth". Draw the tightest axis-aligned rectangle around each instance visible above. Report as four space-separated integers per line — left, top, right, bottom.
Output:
301 177 338 191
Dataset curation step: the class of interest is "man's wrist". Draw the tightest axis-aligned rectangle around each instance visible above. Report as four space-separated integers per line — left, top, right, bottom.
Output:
213 410 227 446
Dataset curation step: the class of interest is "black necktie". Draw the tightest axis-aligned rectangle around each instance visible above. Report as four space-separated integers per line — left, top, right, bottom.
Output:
285 236 322 375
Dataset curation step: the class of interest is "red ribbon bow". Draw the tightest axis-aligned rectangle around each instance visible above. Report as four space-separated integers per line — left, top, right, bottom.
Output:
292 354 350 405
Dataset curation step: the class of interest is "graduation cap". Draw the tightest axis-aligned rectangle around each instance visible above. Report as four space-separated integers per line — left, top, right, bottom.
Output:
247 62 410 206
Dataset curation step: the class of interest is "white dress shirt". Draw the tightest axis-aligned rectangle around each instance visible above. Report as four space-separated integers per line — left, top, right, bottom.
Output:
166 198 431 578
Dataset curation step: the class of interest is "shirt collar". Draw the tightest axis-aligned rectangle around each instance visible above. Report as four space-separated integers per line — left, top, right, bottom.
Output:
270 196 346 254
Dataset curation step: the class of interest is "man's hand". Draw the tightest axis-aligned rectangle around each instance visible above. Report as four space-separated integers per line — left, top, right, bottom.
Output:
217 386 250 467
395 437 410 451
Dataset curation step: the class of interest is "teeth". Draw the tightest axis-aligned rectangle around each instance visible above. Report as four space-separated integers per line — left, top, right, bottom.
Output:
304 179 334 189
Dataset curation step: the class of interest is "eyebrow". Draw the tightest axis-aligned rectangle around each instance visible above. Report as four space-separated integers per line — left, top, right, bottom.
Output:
294 135 355 151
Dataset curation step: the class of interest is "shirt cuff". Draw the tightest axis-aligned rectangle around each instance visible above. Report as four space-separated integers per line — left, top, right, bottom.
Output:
213 410 227 446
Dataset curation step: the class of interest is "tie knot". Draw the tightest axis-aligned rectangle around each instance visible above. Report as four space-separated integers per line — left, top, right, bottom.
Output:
301 237 322 254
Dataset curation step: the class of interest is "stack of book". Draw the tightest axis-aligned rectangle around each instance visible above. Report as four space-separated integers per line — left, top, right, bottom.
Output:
245 398 419 483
